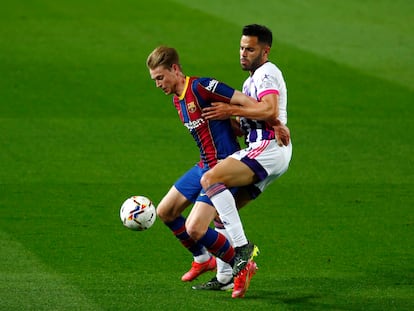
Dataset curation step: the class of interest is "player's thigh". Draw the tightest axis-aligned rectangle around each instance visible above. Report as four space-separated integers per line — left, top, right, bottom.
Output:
234 187 253 210
202 157 256 189
157 186 191 221
186 201 217 239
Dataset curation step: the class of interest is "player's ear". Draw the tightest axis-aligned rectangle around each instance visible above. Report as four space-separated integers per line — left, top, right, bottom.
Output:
171 63 181 73
263 46 270 57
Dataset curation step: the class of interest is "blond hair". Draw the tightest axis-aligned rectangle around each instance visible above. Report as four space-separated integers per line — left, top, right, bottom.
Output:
146 46 181 70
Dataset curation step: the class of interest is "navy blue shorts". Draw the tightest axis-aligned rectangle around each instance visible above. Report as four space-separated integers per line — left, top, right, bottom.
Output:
174 164 257 207
174 164 213 205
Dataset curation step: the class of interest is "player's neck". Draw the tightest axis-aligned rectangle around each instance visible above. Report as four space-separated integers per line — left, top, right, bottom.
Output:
175 74 187 97
249 60 268 76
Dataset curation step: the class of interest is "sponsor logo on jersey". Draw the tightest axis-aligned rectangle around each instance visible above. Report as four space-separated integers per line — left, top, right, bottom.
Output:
205 79 219 92
259 74 277 89
184 118 205 131
187 101 197 113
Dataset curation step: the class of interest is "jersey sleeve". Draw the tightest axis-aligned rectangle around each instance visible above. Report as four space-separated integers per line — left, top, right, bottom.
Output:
254 66 280 101
195 78 235 103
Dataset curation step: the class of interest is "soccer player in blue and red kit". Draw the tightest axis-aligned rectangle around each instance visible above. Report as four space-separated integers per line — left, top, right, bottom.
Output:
146 46 264 298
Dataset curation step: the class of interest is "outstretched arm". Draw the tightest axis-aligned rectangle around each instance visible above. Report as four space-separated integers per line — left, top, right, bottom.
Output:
202 90 277 121
202 90 290 146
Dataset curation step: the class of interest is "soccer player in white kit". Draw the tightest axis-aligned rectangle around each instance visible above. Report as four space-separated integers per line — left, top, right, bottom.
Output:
197 24 292 296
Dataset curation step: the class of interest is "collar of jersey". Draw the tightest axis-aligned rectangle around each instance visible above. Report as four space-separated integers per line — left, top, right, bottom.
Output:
178 76 190 100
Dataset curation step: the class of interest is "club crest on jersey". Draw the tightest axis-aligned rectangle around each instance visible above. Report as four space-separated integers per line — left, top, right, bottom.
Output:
187 101 197 113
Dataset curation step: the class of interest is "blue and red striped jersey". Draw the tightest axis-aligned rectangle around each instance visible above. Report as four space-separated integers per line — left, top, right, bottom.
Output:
173 76 240 169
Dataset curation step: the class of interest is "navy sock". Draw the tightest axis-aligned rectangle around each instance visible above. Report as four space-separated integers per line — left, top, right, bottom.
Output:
198 227 234 265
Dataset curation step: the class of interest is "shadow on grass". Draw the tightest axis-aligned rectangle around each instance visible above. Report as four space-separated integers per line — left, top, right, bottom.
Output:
243 275 414 311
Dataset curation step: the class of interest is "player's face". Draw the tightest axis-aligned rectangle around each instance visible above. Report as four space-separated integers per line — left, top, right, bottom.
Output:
240 35 269 72
149 65 179 95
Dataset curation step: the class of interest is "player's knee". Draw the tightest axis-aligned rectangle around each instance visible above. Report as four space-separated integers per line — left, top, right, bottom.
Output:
156 203 176 223
200 171 215 190
186 221 204 241
155 205 168 222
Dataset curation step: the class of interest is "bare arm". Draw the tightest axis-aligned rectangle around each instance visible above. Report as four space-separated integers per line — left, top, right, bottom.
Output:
202 90 290 146
230 90 278 121
202 90 278 122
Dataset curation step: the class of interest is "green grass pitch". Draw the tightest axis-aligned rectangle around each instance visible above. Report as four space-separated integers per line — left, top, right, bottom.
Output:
1 0 413 310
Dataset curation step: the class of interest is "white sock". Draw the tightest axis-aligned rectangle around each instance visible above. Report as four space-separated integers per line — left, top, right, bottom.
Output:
215 227 233 284
209 188 248 247
194 247 210 263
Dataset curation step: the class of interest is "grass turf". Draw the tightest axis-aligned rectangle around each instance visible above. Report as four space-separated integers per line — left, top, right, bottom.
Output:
0 0 413 310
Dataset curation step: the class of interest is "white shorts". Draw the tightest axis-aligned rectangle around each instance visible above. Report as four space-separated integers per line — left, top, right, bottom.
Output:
230 139 292 195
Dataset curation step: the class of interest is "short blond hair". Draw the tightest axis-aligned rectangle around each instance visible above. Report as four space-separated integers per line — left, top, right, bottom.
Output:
146 46 181 70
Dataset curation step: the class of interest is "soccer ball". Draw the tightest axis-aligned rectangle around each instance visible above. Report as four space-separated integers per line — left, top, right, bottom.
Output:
120 196 156 231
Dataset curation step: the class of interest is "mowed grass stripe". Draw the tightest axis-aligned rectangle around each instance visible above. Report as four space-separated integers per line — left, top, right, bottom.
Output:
170 0 414 90
0 230 101 310
0 0 413 310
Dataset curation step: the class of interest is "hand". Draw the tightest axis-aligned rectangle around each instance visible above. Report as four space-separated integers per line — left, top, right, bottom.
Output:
273 123 290 146
202 102 232 120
